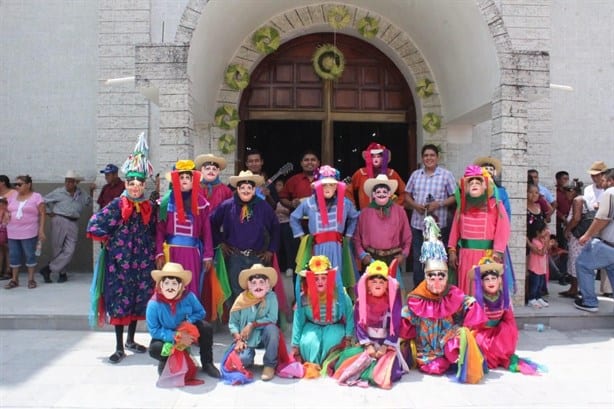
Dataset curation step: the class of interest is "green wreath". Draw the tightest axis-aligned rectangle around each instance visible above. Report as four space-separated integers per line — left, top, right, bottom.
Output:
416 78 435 98
312 44 345 80
357 16 379 39
218 134 236 154
224 64 250 91
252 26 280 55
327 5 351 30
422 113 442 134
214 105 239 130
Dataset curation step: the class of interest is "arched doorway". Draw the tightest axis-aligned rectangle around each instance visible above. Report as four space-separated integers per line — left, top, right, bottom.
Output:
238 33 417 181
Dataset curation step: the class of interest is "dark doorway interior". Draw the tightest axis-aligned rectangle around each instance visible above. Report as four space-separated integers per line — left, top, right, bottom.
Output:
243 120 321 180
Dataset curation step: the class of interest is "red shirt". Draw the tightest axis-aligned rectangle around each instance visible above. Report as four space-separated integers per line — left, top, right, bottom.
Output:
555 187 571 222
279 173 313 200
97 179 124 209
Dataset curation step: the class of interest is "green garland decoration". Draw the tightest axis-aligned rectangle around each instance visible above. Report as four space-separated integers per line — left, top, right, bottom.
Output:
327 5 351 30
416 78 435 98
422 113 442 134
357 16 379 39
312 44 345 80
252 26 280 55
224 64 250 91
218 134 236 154
214 105 239 130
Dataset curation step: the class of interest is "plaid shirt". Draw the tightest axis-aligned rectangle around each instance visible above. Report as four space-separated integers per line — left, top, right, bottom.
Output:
405 166 457 230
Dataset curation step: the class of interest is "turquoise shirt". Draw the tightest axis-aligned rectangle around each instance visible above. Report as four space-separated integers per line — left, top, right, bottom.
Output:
228 291 278 348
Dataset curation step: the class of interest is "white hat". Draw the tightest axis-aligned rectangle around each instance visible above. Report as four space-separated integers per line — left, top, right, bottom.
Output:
64 170 83 181
229 170 265 188
363 174 398 196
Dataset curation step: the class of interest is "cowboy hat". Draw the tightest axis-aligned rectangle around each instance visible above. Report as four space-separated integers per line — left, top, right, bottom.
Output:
587 160 608 175
194 153 227 171
64 170 84 181
474 156 502 176
238 264 277 289
229 170 264 188
363 174 398 196
151 262 192 286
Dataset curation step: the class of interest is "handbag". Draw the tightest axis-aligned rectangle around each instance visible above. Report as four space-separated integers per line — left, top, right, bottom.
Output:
571 200 596 239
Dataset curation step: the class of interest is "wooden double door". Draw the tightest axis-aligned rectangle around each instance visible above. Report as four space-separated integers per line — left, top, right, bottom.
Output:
238 33 417 181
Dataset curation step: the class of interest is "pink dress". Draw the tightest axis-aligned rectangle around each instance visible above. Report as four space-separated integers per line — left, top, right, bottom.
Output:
448 198 510 295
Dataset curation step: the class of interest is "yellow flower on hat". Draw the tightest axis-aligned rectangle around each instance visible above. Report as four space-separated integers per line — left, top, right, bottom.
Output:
175 160 196 172
308 255 331 273
366 260 389 278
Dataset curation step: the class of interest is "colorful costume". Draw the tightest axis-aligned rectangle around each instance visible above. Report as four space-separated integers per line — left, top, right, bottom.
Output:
290 166 359 289
156 160 213 299
195 153 233 211
332 260 408 389
292 256 354 366
448 165 510 295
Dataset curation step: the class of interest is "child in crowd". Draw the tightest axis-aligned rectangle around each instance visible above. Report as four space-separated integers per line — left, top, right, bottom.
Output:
526 219 549 308
0 197 9 279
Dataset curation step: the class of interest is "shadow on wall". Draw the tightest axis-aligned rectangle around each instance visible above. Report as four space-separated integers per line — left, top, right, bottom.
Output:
35 183 93 274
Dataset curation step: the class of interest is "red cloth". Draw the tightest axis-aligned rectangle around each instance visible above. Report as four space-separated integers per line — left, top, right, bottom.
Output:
473 309 518 369
345 168 406 210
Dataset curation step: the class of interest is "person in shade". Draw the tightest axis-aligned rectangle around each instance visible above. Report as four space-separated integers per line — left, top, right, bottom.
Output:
290 165 360 292
353 174 411 269
471 257 544 374
96 163 124 210
194 153 232 211
448 165 510 295
227 264 280 382
291 255 354 368
156 160 213 300
146 262 220 379
345 142 407 210
332 260 409 389
87 133 156 363
210 170 280 308
401 257 487 384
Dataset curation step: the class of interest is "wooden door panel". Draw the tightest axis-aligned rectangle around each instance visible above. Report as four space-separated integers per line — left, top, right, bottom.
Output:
273 88 293 108
334 89 359 110
362 90 381 110
296 88 323 109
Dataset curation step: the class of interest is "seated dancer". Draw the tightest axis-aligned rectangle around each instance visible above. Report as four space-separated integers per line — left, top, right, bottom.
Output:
226 264 280 382
402 248 487 383
146 262 220 380
471 258 544 374
333 260 409 389
291 255 354 368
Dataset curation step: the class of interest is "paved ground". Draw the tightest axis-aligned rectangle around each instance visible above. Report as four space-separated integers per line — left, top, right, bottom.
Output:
0 272 613 408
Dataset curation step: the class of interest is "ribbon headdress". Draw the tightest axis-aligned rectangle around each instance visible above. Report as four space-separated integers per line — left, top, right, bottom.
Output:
311 165 346 227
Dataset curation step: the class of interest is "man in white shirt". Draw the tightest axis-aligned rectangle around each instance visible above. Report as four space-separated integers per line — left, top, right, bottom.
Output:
574 168 614 312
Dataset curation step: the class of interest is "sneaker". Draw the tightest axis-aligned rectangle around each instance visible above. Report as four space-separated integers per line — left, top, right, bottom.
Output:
528 299 542 309
537 298 549 307
285 268 294 278
574 299 598 313
261 366 275 381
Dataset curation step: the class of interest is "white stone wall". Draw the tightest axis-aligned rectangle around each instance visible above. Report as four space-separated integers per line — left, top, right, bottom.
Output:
0 0 98 182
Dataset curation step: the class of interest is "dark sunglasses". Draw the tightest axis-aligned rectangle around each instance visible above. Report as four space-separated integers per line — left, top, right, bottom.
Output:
426 271 447 279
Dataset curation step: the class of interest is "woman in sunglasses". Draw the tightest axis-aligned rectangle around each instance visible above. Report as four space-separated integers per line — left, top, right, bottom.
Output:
4 175 45 289
401 258 487 383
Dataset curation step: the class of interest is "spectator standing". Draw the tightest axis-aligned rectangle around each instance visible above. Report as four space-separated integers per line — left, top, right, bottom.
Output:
96 164 124 209
0 175 17 278
0 197 9 280
404 144 457 287
40 170 92 283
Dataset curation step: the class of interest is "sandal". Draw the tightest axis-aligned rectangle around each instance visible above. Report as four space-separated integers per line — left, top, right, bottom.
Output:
28 280 37 289
108 350 126 364
125 342 147 353
4 279 18 289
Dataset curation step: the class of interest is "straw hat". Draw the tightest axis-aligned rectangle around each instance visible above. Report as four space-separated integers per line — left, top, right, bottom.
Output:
587 161 608 175
194 153 227 171
363 174 398 196
165 160 200 182
238 264 278 289
151 262 192 286
229 170 265 188
64 170 84 181
470 257 503 279
473 156 502 176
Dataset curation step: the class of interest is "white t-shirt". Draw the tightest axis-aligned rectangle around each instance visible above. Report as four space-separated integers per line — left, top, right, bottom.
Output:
595 187 614 242
584 184 604 210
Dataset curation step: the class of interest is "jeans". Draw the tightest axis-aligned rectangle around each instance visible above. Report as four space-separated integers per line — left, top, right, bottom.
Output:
8 237 38 268
149 319 214 366
527 271 545 301
226 252 263 306
411 225 450 287
238 324 279 368
575 238 614 307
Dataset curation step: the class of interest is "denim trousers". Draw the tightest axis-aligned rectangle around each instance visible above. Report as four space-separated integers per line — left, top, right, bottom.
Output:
527 271 545 301
238 324 279 368
575 238 614 307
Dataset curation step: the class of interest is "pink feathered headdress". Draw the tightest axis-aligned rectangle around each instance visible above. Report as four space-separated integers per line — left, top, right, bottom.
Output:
311 165 345 227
